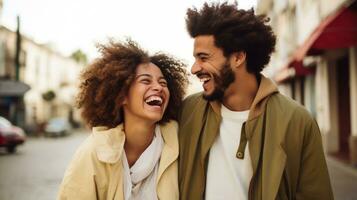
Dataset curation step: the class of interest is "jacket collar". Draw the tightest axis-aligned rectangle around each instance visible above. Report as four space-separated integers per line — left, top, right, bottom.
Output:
248 75 279 121
209 75 278 135
93 125 126 164
92 121 178 169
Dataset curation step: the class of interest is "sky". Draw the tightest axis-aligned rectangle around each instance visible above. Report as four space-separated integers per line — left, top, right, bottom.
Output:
1 0 257 64
1 0 257 93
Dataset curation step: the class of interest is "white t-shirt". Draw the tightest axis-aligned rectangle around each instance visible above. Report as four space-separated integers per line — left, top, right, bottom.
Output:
205 105 253 200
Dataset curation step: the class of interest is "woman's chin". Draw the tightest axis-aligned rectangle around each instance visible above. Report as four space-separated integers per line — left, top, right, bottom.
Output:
141 112 164 123
142 104 167 122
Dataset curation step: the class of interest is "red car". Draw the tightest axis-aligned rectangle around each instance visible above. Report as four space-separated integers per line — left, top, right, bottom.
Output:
0 116 26 153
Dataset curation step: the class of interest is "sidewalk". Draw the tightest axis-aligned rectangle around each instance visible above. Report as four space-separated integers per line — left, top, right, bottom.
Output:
327 156 357 200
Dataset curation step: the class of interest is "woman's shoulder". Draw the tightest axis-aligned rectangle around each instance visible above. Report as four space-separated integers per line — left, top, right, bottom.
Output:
66 125 125 166
91 124 125 145
160 120 178 131
90 124 126 164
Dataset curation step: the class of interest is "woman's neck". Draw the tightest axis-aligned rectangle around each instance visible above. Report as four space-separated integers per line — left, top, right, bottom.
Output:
124 119 156 167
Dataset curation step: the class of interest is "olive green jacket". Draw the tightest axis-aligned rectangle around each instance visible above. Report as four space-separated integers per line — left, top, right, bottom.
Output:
178 76 333 200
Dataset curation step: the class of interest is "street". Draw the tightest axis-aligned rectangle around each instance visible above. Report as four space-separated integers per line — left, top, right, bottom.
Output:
327 157 357 200
0 129 89 200
1 130 357 200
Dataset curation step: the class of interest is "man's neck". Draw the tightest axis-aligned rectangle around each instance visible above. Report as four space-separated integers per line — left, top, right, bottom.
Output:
222 74 259 111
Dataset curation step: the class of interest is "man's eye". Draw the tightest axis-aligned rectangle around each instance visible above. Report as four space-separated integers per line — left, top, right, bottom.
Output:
200 57 208 61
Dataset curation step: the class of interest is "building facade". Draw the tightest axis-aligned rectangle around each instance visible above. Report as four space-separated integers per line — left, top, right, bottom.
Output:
257 0 357 165
0 23 83 133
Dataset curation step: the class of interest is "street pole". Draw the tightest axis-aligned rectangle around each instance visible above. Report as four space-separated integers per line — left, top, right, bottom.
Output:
15 15 21 81
14 16 22 126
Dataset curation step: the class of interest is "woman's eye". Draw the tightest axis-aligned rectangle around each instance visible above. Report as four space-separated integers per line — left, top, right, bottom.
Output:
160 81 168 87
140 79 151 84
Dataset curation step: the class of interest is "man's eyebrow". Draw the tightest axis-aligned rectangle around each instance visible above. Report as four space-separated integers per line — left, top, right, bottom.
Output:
194 52 210 57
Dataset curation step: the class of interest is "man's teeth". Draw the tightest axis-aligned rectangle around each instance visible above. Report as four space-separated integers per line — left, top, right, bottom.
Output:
200 77 211 82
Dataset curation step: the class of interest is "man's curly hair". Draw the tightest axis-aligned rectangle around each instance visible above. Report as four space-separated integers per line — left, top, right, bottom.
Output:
186 1 276 75
77 39 189 128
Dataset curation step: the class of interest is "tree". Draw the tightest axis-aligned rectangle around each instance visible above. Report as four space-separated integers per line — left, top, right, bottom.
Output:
42 90 56 102
70 49 88 64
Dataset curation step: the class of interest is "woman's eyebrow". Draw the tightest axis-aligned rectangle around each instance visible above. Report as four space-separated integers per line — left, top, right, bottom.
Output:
158 76 167 81
136 74 152 79
136 74 166 80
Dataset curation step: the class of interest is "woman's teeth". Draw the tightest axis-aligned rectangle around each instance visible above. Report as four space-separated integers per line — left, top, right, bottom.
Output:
145 96 163 106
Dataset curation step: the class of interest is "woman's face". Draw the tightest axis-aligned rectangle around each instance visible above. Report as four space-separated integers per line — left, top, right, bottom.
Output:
123 62 170 123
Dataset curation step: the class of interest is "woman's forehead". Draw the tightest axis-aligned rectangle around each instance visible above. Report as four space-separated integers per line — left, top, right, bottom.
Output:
135 62 165 79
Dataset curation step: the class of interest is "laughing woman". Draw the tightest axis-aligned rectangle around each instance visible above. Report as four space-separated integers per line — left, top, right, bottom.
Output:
57 40 188 200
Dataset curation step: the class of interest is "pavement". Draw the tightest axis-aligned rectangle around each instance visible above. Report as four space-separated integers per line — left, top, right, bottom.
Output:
0 129 89 200
327 156 357 200
0 130 357 200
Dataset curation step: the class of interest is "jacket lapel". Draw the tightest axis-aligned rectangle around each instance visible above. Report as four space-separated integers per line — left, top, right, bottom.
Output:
200 102 221 167
157 121 179 184
246 117 263 176
261 104 287 200
244 77 285 200
247 98 287 200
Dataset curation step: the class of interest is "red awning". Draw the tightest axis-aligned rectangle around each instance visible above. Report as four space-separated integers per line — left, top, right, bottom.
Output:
275 60 315 83
275 1 357 83
294 1 357 61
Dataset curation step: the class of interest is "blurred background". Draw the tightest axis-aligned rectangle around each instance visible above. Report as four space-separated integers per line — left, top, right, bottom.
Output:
0 0 356 199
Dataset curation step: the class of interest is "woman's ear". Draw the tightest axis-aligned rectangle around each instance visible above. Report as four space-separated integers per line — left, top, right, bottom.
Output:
122 97 127 105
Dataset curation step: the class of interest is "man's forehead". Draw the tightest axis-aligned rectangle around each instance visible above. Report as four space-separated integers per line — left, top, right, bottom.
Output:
194 35 215 47
193 35 221 56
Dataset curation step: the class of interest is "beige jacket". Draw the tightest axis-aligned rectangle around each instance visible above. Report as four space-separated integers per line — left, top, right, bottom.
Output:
58 121 179 200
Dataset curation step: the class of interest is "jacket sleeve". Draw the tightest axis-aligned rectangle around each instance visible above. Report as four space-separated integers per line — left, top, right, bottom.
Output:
57 139 98 200
296 118 334 200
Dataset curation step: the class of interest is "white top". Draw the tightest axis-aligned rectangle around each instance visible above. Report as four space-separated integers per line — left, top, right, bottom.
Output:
205 105 253 200
122 125 163 200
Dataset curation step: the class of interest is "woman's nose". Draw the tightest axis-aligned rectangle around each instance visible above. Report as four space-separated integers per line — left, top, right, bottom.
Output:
152 81 163 91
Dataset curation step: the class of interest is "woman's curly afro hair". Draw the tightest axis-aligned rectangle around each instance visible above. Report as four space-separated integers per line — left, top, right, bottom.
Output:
186 1 276 75
77 39 189 128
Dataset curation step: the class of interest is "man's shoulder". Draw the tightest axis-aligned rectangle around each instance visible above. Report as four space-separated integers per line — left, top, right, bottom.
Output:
178 92 208 124
182 92 205 108
268 93 315 123
183 92 204 102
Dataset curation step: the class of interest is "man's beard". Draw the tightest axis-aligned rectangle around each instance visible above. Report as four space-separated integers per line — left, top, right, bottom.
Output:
202 62 235 101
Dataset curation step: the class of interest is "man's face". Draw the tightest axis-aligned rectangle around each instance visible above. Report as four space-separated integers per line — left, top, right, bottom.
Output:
191 35 235 101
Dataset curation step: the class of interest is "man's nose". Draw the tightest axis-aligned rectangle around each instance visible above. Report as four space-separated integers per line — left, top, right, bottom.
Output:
191 61 202 75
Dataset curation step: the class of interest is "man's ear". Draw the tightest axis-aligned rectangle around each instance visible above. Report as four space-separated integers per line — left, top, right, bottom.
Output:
231 51 246 68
